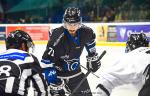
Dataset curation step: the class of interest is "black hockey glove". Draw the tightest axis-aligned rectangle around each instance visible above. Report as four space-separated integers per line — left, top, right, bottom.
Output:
86 53 101 72
49 79 71 96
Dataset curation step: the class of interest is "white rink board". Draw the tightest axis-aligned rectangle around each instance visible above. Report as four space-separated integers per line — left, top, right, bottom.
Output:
0 44 139 96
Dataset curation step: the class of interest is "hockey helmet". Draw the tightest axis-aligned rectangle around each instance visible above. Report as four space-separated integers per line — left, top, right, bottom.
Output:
125 33 149 53
63 7 81 23
5 30 34 52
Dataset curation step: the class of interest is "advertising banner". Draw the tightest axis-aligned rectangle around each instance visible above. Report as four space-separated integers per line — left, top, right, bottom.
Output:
107 25 117 42
116 25 150 42
96 24 108 42
0 26 6 40
6 25 50 40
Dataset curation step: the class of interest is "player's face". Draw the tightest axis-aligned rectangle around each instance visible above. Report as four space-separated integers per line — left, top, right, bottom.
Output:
64 22 80 36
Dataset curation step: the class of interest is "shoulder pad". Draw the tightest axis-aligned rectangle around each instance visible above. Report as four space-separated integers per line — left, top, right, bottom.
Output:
79 24 94 36
79 24 94 33
48 26 65 47
51 26 64 33
50 26 64 38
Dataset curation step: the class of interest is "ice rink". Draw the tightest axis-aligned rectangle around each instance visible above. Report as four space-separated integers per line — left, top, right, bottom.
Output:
0 44 139 96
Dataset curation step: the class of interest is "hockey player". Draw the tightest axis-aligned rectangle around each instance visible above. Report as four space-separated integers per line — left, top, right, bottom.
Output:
95 33 150 96
0 30 48 96
41 7 101 96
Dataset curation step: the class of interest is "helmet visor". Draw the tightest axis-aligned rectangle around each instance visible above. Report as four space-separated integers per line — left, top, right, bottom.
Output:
64 22 81 31
27 41 35 53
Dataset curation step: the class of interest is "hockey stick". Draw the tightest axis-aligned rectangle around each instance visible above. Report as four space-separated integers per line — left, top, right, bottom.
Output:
80 65 100 78
70 50 106 96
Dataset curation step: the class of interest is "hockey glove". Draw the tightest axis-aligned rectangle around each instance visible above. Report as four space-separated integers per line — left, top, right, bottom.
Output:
86 53 101 72
43 67 58 85
49 79 71 96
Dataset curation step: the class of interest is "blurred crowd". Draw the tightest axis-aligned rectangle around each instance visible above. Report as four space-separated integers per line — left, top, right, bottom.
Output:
0 0 149 24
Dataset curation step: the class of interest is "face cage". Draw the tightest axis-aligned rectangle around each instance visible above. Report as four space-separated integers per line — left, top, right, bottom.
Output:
125 42 137 53
63 21 81 30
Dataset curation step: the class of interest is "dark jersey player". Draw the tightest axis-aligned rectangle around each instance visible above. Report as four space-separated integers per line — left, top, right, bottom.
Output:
0 30 48 96
41 7 101 96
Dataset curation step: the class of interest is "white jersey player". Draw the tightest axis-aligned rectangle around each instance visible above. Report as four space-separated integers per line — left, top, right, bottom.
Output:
96 33 150 96
0 30 48 96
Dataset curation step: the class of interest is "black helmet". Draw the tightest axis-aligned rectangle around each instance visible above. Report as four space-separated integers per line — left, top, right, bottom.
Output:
63 7 81 23
125 33 149 53
5 30 34 51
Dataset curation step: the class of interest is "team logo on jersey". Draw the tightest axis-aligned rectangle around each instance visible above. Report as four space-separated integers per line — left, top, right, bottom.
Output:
0 61 21 80
64 59 79 71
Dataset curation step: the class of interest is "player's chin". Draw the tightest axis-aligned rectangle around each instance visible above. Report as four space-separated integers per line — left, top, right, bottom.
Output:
69 30 76 34
69 30 75 32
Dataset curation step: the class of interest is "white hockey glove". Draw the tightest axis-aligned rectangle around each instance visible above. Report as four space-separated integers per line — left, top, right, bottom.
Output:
96 84 110 96
86 53 101 72
49 79 71 96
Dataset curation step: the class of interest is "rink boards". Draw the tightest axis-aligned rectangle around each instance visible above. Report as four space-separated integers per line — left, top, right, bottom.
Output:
0 22 150 47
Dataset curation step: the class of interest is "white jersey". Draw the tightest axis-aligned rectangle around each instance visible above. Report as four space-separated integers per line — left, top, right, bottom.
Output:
98 47 150 94
0 49 48 96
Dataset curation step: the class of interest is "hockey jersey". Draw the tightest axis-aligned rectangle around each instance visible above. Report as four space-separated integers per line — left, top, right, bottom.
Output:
0 49 48 96
98 47 150 94
41 25 96 77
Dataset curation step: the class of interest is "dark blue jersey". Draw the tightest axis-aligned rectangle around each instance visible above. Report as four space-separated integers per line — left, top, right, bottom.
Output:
42 25 96 77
